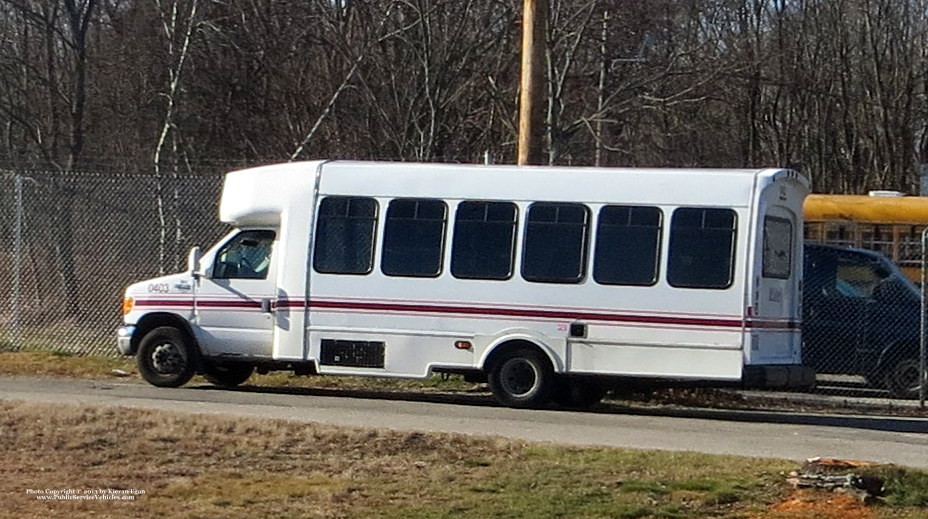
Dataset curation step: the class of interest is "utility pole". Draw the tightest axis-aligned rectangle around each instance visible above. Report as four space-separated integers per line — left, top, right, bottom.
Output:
518 0 547 166
595 10 609 167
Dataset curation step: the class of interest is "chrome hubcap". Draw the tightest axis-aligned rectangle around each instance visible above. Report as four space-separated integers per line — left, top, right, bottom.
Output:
151 342 184 374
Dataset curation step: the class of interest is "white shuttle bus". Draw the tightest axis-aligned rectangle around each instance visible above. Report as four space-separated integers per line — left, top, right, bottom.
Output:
118 160 813 408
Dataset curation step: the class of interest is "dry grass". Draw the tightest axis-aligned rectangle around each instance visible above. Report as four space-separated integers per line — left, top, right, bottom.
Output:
0 350 477 393
0 350 135 378
2 401 927 519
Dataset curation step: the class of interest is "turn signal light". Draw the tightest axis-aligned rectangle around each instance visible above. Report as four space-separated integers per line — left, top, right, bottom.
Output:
454 341 472 350
122 297 134 315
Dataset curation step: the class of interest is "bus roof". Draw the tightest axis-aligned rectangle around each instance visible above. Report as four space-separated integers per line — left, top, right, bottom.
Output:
804 193 928 224
220 161 809 226
317 161 806 207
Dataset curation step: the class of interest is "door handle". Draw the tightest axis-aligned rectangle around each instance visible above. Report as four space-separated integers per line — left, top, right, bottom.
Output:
260 299 274 313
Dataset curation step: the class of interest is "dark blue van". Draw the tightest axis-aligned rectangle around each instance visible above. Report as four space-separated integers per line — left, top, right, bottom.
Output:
803 243 923 398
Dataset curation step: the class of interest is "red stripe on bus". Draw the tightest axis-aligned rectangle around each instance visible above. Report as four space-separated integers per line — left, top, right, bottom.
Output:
134 298 260 309
135 298 798 330
307 299 743 328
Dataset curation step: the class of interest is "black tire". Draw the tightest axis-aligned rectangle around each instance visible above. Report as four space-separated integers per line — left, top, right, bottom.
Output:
553 378 608 409
137 326 197 388
202 362 254 388
487 348 554 408
884 356 922 399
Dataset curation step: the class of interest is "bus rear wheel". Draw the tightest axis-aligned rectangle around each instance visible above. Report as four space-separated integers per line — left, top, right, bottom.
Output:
137 326 196 388
553 378 608 408
488 348 554 408
202 362 254 388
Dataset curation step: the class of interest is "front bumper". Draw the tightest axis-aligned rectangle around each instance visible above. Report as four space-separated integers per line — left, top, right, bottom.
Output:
116 326 136 356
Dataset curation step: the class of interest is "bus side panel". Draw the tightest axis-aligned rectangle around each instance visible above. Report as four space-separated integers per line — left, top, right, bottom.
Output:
565 290 747 381
568 342 743 380
305 329 476 378
303 291 570 378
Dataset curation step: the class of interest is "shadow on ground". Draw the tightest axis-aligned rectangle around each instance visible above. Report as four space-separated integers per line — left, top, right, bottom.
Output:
188 382 928 435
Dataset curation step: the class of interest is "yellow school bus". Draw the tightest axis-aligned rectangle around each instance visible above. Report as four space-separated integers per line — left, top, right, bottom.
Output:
804 192 928 281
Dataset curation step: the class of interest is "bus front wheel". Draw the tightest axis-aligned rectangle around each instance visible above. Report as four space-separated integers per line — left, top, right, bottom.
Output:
488 348 554 408
137 326 197 388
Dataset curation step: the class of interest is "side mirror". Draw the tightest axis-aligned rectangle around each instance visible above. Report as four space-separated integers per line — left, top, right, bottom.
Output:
187 246 202 279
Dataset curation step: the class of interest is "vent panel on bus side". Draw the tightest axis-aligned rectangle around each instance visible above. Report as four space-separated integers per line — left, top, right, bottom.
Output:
320 339 386 368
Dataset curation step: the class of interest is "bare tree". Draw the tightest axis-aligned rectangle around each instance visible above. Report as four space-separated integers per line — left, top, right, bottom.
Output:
0 0 98 316
152 0 199 272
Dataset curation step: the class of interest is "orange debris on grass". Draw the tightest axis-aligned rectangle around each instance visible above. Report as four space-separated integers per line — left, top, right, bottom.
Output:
752 489 875 519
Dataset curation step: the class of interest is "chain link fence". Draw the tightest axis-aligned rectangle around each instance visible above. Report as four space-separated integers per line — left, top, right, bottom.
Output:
0 169 228 356
0 169 924 404
802 243 927 403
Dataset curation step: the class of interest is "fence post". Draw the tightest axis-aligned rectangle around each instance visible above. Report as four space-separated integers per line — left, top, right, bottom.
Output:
921 227 927 407
11 174 23 350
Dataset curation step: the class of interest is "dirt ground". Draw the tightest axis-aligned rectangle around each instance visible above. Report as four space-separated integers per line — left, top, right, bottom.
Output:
757 489 876 519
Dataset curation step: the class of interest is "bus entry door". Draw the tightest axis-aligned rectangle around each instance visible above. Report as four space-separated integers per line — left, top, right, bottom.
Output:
194 230 277 358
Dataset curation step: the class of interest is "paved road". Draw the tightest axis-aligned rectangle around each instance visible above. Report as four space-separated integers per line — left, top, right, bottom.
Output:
1 376 926 468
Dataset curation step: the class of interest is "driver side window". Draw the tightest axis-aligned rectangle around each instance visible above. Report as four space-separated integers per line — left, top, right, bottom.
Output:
213 230 276 280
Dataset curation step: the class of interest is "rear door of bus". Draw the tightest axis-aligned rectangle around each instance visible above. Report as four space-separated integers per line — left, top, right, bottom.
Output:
754 204 802 362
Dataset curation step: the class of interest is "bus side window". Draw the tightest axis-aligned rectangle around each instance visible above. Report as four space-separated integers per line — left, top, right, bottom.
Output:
522 202 590 284
313 196 378 275
381 198 448 277
667 208 737 289
451 201 518 280
593 205 662 286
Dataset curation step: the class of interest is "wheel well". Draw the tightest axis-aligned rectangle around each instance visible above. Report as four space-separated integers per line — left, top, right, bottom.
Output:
133 313 198 355
483 339 554 373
